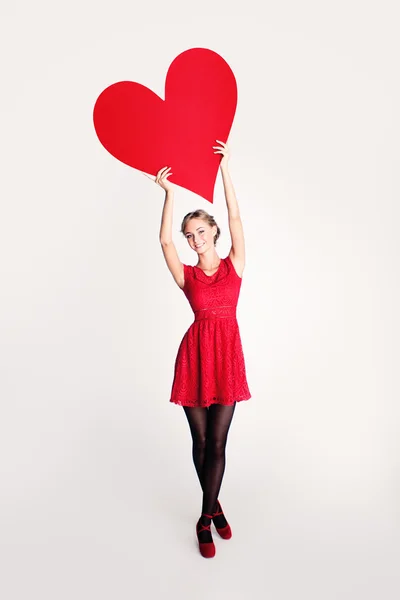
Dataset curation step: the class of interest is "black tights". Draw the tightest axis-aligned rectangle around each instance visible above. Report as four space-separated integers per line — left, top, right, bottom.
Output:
183 403 236 516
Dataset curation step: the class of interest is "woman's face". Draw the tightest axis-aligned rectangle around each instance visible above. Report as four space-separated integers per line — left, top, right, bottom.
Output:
184 218 216 253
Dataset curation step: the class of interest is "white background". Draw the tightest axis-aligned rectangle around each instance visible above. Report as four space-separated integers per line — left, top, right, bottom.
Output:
1 1 399 599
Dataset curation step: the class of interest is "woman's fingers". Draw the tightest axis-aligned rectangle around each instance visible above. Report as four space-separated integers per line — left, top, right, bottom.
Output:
213 144 228 155
153 166 173 190
155 166 171 185
156 166 171 177
145 166 173 189
159 170 172 181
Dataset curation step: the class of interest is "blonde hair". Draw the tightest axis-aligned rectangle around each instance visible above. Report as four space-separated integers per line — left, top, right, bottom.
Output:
180 209 221 246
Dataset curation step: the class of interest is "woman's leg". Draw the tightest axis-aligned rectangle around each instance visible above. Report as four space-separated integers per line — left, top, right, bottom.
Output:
183 406 208 489
199 403 236 540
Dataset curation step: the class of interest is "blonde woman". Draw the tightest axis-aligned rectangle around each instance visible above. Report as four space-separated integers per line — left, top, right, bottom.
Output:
156 141 251 558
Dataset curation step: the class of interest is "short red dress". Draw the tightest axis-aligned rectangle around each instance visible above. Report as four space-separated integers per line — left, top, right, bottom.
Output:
170 254 251 408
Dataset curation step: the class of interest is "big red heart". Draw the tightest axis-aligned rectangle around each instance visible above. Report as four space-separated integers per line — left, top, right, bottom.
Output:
93 48 237 203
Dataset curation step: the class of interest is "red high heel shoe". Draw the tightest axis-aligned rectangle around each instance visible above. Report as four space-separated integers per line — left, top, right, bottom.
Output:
212 500 232 539
196 513 216 558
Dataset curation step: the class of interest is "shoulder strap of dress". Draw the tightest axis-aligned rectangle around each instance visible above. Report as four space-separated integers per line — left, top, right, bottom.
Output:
181 263 192 289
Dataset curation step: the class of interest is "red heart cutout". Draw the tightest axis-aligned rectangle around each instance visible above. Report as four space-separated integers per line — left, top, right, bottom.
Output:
93 48 237 203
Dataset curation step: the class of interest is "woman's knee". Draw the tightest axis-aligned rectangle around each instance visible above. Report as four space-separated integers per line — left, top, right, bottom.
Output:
206 437 226 457
193 434 207 454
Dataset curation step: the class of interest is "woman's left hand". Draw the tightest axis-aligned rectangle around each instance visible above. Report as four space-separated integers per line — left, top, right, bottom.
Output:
213 140 230 169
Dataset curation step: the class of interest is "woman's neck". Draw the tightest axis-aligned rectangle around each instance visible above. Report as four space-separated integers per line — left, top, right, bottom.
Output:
197 250 220 271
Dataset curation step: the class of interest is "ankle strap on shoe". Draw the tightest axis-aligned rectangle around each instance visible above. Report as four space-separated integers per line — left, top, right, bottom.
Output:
197 514 214 534
212 501 223 517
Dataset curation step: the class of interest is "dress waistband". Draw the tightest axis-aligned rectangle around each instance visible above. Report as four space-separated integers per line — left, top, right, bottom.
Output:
194 305 237 321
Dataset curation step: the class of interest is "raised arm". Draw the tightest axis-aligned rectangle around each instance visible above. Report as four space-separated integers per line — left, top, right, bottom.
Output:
157 168 185 289
213 141 246 277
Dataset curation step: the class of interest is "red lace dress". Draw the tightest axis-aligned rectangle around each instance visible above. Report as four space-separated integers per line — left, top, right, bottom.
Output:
170 254 251 407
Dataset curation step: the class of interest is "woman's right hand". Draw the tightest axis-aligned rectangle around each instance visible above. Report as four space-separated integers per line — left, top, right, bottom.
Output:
155 166 174 192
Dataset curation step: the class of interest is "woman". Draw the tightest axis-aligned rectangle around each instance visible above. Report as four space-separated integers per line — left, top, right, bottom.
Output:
156 140 251 558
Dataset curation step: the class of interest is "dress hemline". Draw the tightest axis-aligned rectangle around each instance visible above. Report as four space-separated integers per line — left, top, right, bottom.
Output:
170 395 251 408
